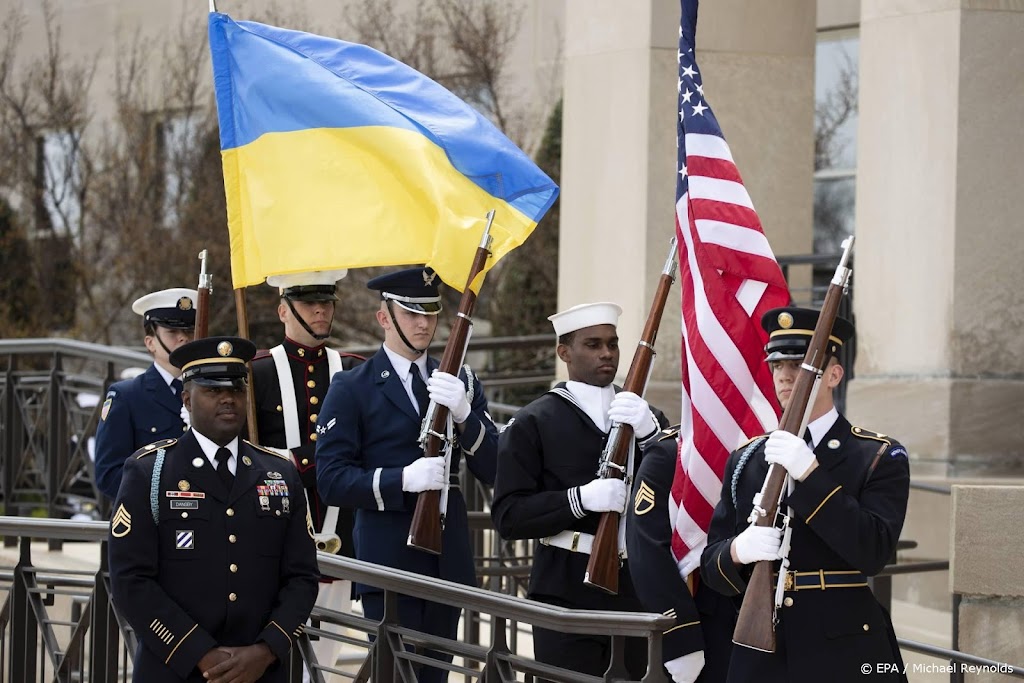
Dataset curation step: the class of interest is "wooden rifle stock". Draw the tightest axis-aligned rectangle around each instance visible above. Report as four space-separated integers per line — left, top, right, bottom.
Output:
407 212 495 555
583 237 678 594
732 236 854 652
194 250 212 339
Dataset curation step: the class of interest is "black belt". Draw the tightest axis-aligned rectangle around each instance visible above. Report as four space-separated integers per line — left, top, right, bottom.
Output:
775 570 868 591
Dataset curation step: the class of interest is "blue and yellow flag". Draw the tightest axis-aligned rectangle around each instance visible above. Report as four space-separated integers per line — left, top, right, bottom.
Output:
208 12 558 290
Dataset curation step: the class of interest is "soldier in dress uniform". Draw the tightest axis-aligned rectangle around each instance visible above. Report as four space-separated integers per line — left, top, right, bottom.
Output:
700 307 910 683
251 270 363 673
108 336 319 683
625 429 736 683
314 267 498 683
95 288 197 501
490 302 669 678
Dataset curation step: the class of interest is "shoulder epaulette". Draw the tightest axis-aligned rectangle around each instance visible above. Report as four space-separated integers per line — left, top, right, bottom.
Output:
133 438 177 459
851 426 891 446
245 441 291 460
658 426 681 442
737 433 769 450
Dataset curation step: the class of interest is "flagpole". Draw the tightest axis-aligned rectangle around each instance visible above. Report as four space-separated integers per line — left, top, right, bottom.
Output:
234 287 260 443
209 0 217 12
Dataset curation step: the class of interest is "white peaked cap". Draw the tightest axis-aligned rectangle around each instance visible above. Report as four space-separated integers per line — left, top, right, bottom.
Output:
131 288 200 316
548 302 623 337
265 269 349 289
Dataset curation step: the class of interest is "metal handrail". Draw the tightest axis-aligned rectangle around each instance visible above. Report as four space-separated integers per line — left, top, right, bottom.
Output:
897 638 1024 678
0 338 151 366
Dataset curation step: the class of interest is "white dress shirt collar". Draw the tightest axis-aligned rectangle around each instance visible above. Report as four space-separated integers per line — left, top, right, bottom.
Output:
806 407 839 448
565 380 615 433
191 429 239 475
153 362 178 392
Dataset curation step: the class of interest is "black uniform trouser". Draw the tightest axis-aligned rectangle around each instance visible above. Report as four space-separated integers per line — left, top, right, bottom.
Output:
361 592 460 683
531 595 647 680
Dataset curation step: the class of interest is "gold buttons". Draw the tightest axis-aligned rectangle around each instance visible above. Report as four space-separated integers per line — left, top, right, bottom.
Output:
317 349 323 357
181 512 189 519
151 427 157 432
298 348 305 357
307 380 316 388
310 433 317 442
310 396 319 405
228 592 237 602
275 510 281 516
308 365 314 372
229 563 238 573
783 597 794 607
228 534 237 543
226 508 235 517
301 459 309 466
310 413 318 422
276 405 283 412
862 624 870 632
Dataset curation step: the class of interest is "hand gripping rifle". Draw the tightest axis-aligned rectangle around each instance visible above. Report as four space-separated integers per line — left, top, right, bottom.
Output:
195 249 212 339
407 211 495 555
583 236 679 594
732 236 854 652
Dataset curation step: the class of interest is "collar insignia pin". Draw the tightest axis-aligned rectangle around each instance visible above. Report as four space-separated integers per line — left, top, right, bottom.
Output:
828 438 840 449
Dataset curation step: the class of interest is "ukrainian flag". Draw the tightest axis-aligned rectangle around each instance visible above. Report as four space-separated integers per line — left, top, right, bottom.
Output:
209 12 559 290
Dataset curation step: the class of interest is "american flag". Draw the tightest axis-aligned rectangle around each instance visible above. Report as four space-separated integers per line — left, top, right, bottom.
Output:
670 0 791 576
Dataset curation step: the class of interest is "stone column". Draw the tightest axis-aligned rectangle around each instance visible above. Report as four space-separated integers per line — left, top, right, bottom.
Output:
847 1 1024 475
951 485 1024 680
559 0 816 413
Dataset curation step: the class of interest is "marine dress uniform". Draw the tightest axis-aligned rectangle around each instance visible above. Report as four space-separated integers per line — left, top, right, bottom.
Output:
625 428 735 683
314 268 498 683
699 308 910 683
108 337 319 683
95 288 197 501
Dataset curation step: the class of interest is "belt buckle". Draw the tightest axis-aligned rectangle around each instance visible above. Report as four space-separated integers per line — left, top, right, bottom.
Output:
784 571 795 592
570 531 581 552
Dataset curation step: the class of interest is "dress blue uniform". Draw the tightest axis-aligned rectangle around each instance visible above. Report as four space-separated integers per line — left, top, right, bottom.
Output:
314 268 498 683
95 288 197 501
108 337 319 683
699 308 910 683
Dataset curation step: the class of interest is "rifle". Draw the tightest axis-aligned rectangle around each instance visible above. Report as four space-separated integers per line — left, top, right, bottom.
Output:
732 236 854 652
194 249 212 339
583 236 679 594
407 211 495 555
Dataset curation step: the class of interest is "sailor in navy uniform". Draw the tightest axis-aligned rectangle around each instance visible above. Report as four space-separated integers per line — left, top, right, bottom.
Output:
95 288 197 501
700 307 910 683
625 427 736 683
490 302 668 678
108 336 318 683
314 267 498 683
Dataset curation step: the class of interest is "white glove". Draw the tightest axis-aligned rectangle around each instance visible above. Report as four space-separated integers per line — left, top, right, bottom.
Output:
665 650 705 683
607 391 658 439
402 457 445 493
180 405 191 427
578 478 628 513
764 429 817 481
732 523 783 565
427 370 471 423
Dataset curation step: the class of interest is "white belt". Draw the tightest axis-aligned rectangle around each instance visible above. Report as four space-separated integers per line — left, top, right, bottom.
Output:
540 530 627 560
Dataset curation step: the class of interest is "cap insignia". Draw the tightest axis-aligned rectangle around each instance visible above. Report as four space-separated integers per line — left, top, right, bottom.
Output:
778 312 794 329
178 480 190 491
422 269 437 286
217 341 233 357
178 297 193 311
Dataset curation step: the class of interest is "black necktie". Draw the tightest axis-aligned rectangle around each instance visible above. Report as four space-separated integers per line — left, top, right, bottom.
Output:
804 429 814 448
171 378 184 402
214 447 234 488
411 368 429 418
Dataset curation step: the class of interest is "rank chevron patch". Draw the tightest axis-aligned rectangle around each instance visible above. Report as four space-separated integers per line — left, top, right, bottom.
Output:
111 504 132 537
634 480 656 516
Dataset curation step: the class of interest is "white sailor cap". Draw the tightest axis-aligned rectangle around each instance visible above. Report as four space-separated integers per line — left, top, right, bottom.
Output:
266 269 348 301
131 288 199 329
547 302 623 338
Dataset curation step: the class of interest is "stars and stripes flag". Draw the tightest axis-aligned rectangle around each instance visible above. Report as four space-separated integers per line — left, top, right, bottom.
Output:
670 0 791 576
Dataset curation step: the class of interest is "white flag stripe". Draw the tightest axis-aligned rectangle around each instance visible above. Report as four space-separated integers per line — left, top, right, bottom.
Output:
687 176 754 210
684 132 735 162
735 278 767 317
683 437 726 508
695 220 775 261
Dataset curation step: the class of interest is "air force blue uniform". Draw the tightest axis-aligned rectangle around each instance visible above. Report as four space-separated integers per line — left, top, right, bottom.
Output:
94 365 188 500
314 347 497 683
